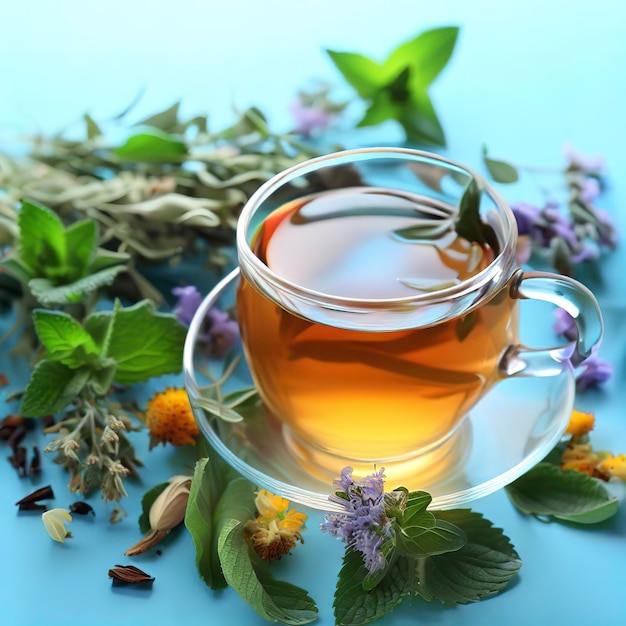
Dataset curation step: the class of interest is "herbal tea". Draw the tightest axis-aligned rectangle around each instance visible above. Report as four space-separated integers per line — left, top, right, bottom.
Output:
237 188 517 462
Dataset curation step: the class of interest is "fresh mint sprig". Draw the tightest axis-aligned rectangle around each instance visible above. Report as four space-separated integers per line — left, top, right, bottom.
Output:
327 26 459 146
323 469 521 625
0 200 128 306
21 300 186 416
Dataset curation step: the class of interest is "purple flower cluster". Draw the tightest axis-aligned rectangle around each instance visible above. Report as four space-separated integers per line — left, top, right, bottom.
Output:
510 146 617 274
552 309 612 390
575 355 613 392
320 467 392 573
172 285 239 359
511 201 602 269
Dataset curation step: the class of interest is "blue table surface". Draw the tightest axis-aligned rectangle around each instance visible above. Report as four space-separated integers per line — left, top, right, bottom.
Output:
1 1 626 625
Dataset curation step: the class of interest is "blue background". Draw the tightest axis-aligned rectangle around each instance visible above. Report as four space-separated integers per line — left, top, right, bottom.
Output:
1 1 626 625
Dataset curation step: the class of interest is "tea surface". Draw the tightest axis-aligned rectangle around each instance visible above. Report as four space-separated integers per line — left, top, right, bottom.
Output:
254 188 486 299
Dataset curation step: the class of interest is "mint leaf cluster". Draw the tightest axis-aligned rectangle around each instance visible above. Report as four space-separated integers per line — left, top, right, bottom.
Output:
327 27 459 146
21 300 187 416
0 200 128 305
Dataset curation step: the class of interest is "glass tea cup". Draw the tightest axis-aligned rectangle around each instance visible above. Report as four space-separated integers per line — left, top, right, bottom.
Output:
235 148 603 480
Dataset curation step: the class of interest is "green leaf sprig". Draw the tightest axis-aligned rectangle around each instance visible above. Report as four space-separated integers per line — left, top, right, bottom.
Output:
20 300 186 502
327 484 521 625
185 456 319 625
327 27 459 146
0 200 128 306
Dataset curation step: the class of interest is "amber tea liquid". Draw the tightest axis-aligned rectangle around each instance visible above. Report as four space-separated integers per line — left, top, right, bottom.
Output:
237 188 518 464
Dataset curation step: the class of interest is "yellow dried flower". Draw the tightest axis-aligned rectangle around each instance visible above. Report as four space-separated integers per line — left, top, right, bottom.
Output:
597 454 626 480
145 387 199 449
244 489 307 561
565 409 595 438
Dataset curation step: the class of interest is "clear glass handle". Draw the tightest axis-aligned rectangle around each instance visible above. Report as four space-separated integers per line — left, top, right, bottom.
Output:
499 269 604 377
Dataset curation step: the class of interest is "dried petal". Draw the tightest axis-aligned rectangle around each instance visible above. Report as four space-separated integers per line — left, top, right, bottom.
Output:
108 564 155 587
110 508 127 524
42 508 73 542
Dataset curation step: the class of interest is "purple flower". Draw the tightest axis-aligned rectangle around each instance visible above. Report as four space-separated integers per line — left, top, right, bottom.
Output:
570 242 599 265
553 308 578 341
563 144 605 175
205 308 240 359
579 177 601 204
172 286 203 326
320 467 392 573
595 209 618 249
289 98 333 137
511 202 542 237
575 355 613 391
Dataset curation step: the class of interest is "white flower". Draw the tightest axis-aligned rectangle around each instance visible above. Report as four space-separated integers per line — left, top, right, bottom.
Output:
42 508 73 543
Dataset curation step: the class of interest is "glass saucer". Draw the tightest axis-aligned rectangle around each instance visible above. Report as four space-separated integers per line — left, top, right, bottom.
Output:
183 268 575 511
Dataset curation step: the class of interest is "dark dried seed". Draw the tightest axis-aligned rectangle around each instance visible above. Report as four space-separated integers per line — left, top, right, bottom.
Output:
15 485 55 506
70 501 95 516
108 564 155 588
7 425 27 449
29 446 41 474
1 414 24 429
9 446 27 476
18 502 47 512
0 374 8 387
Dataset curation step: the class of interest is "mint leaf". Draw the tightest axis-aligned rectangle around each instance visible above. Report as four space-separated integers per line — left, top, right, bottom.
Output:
219 518 318 625
65 219 97 279
103 300 187 384
185 456 242 590
505 462 619 524
398 518 466 559
328 27 458 146
214 477 318 625
114 130 187 162
18 201 66 275
21 360 89 416
455 178 500 254
33 310 100 367
185 459 226 588
139 482 169 534
399 91 446 146
384 26 459 90
357 92 400 128
394 491 436 553
326 51 384 99
28 265 127 305
334 549 413 626
483 147 519 184
416 509 521 606
86 360 117 396
89 248 130 273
